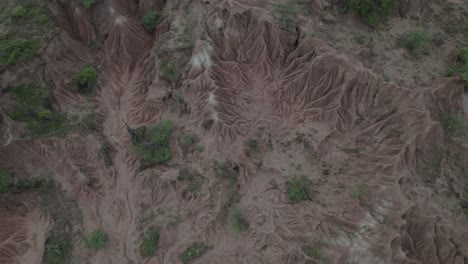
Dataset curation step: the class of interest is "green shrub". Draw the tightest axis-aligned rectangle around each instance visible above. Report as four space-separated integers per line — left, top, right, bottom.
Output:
228 206 249 233
142 11 161 33
12 5 28 20
82 0 96 8
179 242 208 264
272 4 303 31
73 66 98 94
437 111 466 138
100 142 112 166
303 241 330 263
0 38 38 66
177 132 200 156
286 176 313 203
246 138 260 156
178 167 203 198
87 230 108 251
448 48 468 91
0 171 12 194
397 29 432 57
140 226 160 257
131 120 173 167
350 182 368 203
213 160 240 205
345 0 397 25
159 57 182 84
44 232 72 264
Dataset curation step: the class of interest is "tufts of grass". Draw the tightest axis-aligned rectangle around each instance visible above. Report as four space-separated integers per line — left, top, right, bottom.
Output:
437 111 466 138
344 0 397 26
142 11 161 33
140 226 160 257
178 167 204 199
447 48 468 92
228 206 249 233
87 230 108 251
5 83 74 137
303 241 331 263
82 0 97 8
286 176 313 204
130 120 174 167
350 182 368 204
177 131 200 156
159 57 183 85
73 65 98 95
0 37 38 66
179 242 208 264
397 29 432 58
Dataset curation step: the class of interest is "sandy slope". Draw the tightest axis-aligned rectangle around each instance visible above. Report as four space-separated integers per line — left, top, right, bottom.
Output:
1 0 468 263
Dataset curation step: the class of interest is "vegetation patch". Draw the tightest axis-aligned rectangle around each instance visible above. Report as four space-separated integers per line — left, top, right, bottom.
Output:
179 242 208 264
87 230 108 251
73 65 98 95
0 37 38 66
140 226 160 257
343 0 398 25
5 83 74 137
447 48 468 91
245 138 260 157
287 176 313 203
350 182 368 204
10 1 49 25
39 178 83 264
437 111 466 138
303 241 331 263
177 131 200 156
177 167 204 199
272 3 304 32
100 142 112 166
82 0 97 8
213 160 240 206
228 206 249 233
130 120 174 167
159 57 183 85
142 11 161 33
397 29 432 57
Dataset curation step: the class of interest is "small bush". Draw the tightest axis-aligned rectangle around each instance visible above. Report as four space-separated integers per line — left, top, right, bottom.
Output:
397 29 432 57
180 242 208 264
303 241 330 263
73 66 98 94
87 230 108 251
100 142 112 166
287 176 313 203
228 206 249 233
159 57 182 85
142 11 161 33
177 132 200 156
82 0 96 8
0 38 38 66
131 120 173 167
0 171 12 194
350 182 368 204
345 0 397 25
12 5 28 20
44 232 72 264
437 111 466 138
178 167 203 199
246 138 260 156
140 226 160 257
213 160 240 205
272 4 302 31
448 48 468 91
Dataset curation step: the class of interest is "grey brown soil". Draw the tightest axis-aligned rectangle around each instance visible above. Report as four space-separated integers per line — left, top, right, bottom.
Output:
1 0 468 263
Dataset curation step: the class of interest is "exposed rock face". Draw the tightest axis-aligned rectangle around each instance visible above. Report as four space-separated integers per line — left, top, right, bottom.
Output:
0 0 467 263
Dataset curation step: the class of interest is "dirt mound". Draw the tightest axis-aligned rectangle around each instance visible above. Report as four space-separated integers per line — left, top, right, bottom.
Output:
0 0 467 263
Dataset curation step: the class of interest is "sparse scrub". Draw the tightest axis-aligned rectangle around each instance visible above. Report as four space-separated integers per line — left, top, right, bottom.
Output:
228 206 249 233
0 37 38 66
87 230 108 251
82 0 97 8
214 160 240 205
11 1 49 24
0 170 12 194
344 0 397 25
6 83 72 137
159 57 182 85
437 111 465 138
140 226 160 257
303 241 331 263
73 65 98 95
287 176 313 203
397 29 432 57
179 242 208 264
246 138 260 156
177 131 200 156
44 232 72 264
12 6 28 20
130 120 173 167
142 11 161 33
178 167 203 199
272 4 302 31
100 142 112 166
350 182 368 204
447 48 468 91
